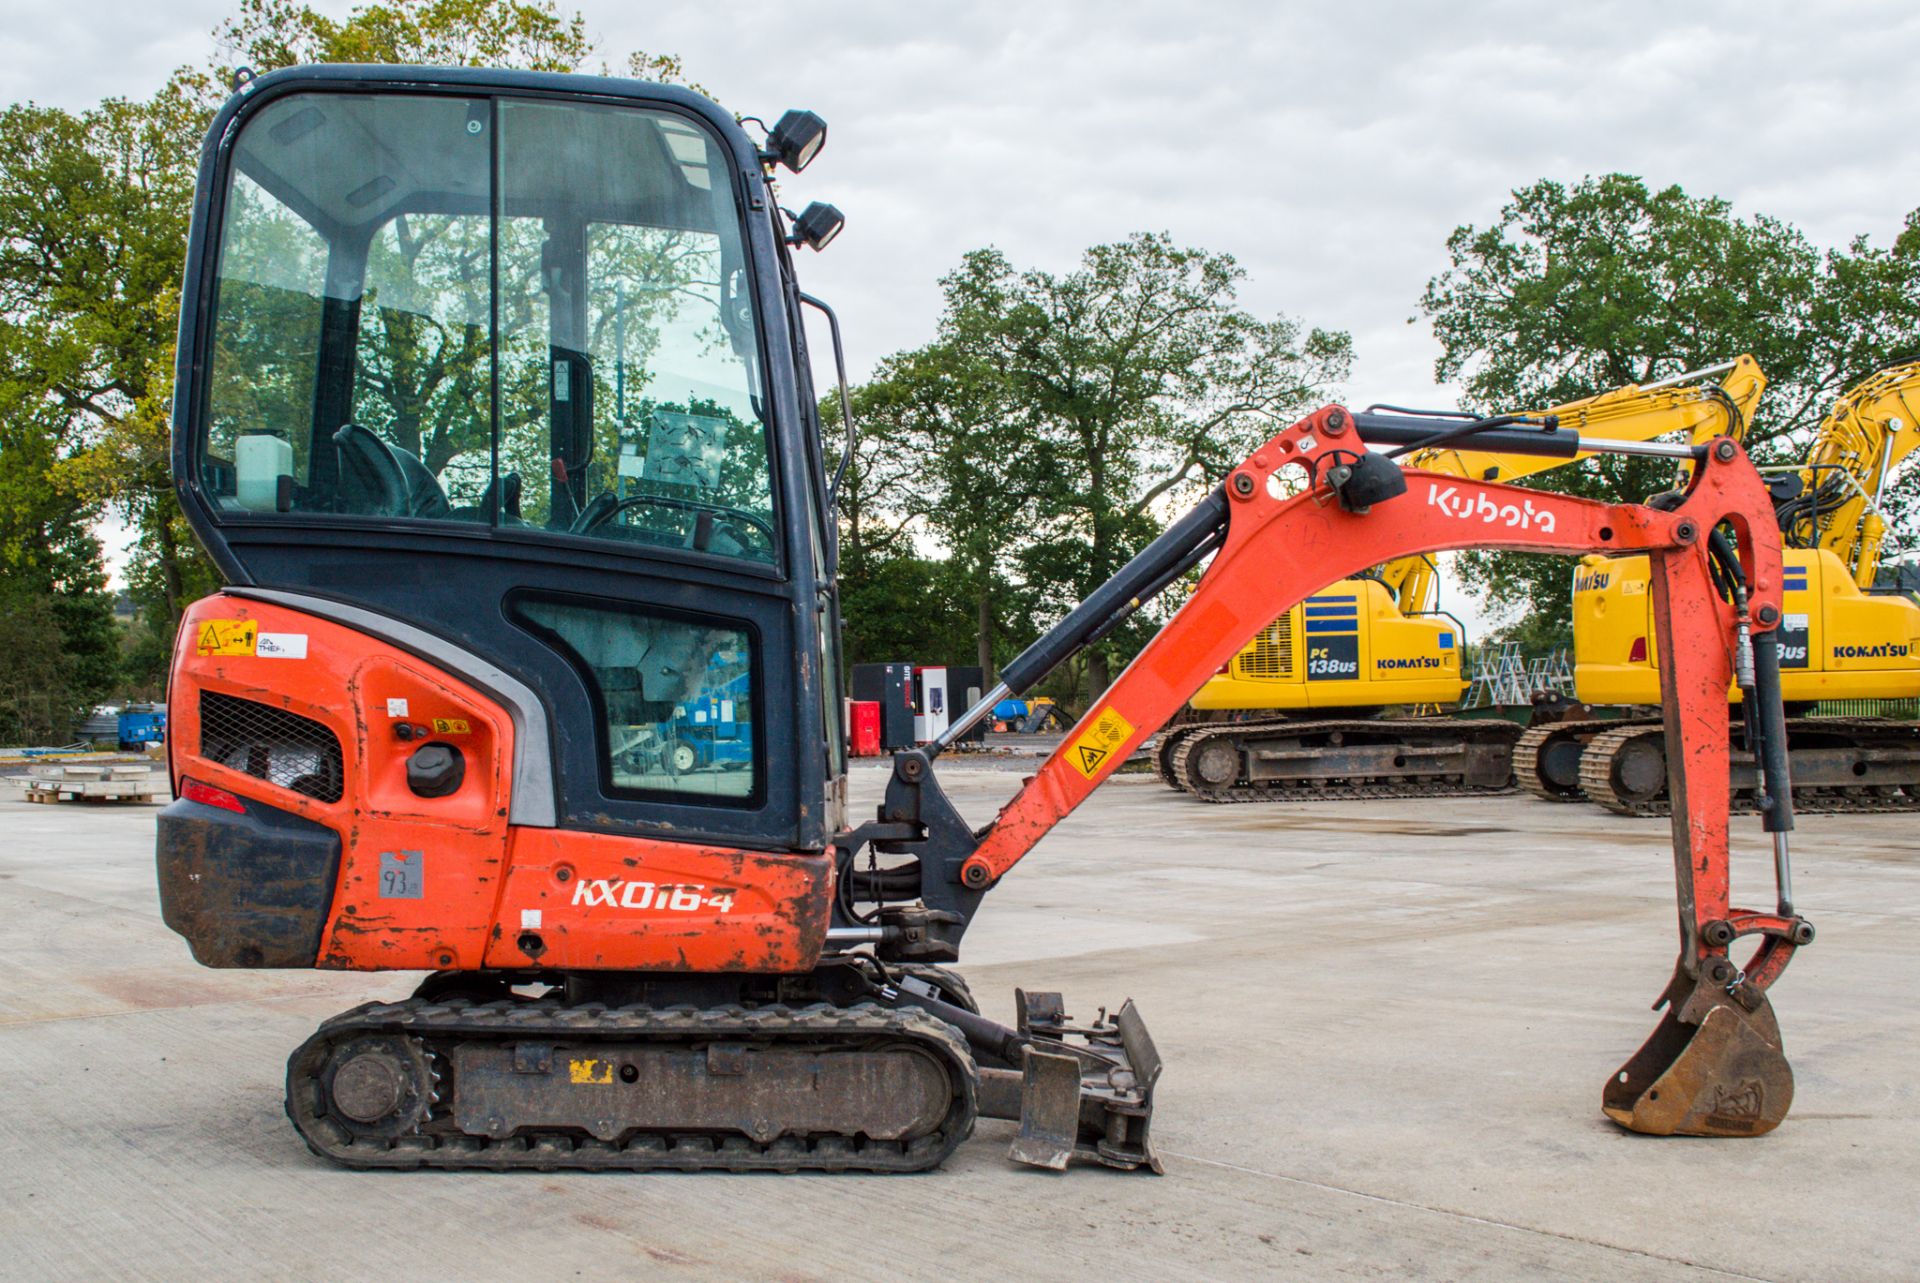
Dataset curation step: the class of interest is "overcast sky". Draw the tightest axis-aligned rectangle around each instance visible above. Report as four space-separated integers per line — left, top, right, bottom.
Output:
7 0 1917 616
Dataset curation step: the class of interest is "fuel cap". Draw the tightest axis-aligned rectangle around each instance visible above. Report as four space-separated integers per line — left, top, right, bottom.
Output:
406 742 465 798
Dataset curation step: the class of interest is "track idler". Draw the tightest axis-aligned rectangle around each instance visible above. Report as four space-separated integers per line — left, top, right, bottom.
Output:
1603 959 1793 1137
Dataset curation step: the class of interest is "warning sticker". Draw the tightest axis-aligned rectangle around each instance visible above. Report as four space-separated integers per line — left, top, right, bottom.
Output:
569 1057 613 1085
1068 706 1136 779
255 631 307 659
431 718 471 735
194 619 257 656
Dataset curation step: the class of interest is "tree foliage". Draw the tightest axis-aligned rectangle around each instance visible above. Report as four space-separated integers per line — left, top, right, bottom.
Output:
1421 174 1920 641
840 232 1352 698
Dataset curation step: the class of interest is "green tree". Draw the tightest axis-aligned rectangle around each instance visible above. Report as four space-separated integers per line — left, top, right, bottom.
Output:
0 415 120 737
843 344 1037 682
1421 174 1920 641
932 232 1352 694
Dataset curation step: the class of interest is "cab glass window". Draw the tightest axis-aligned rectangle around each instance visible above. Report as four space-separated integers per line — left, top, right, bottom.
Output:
513 597 758 802
197 91 776 565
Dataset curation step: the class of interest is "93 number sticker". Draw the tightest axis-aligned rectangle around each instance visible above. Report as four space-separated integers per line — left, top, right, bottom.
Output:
379 850 424 899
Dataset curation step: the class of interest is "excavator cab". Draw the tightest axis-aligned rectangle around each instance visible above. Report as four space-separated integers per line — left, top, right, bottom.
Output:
174 69 841 846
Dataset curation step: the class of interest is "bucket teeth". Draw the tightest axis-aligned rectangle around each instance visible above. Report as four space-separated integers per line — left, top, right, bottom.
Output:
1603 968 1793 1137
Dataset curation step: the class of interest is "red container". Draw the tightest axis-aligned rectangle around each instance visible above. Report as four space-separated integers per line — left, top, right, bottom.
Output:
848 700 882 757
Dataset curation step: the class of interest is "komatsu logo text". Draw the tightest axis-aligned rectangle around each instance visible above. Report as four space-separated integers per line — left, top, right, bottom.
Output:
1426 482 1557 533
571 879 735 912
1574 568 1611 593
1377 656 1444 670
1835 643 1910 659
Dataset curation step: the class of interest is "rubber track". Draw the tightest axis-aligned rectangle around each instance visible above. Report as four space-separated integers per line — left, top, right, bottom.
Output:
1578 717 1920 817
1168 717 1521 804
1153 724 1208 791
1514 720 1616 804
286 998 978 1173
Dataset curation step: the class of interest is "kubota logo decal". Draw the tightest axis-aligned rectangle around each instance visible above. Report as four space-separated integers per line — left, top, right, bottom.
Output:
570 879 735 912
1426 482 1557 533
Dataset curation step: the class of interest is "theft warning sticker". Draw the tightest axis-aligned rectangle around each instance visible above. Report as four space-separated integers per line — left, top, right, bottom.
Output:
1068 705 1135 779
194 619 257 656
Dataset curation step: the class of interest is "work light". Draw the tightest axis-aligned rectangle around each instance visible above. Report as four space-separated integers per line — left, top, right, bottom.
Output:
764 109 827 173
789 202 845 252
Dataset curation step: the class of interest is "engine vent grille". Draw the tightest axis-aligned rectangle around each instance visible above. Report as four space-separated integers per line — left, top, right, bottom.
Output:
1240 615 1293 680
198 691 344 803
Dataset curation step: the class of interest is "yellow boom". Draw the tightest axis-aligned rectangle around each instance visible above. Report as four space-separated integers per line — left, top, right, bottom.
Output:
1775 359 1920 589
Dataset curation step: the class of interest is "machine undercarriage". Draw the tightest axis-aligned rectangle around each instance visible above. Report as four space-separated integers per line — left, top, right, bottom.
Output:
1158 715 1520 802
1517 714 1920 815
286 963 1158 1173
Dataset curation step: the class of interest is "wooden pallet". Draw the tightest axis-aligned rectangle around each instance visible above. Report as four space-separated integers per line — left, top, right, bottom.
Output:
12 763 161 805
21 787 157 805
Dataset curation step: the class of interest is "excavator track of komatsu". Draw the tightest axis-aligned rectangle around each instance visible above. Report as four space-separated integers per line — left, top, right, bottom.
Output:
1573 716 1920 817
286 997 978 1173
1167 716 1521 803
1153 722 1210 790
1514 719 1616 804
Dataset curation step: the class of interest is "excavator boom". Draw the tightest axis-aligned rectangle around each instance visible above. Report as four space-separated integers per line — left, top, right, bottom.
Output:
1782 358 1920 587
1384 355 1766 612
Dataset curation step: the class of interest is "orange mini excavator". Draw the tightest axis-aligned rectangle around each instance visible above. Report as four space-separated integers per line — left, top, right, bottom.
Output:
158 64 1811 1172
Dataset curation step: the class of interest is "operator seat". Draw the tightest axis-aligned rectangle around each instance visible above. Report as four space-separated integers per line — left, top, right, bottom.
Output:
331 421 451 519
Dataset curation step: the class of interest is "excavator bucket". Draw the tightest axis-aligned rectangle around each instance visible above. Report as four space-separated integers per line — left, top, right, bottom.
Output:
988 991 1162 1173
1603 977 1793 1137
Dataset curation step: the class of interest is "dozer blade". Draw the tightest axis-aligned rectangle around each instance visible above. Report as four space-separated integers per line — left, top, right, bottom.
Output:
987 990 1163 1173
1603 975 1793 1137
1009 1047 1084 1170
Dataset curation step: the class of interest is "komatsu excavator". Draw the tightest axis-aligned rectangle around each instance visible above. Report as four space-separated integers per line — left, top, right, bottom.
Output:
1159 359 1766 801
157 65 1811 1171
1522 361 1920 814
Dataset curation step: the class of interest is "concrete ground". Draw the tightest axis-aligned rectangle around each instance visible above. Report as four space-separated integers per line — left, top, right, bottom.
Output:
0 765 1915 1282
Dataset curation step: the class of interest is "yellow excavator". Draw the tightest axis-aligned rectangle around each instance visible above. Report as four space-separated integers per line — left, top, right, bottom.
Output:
1158 357 1768 800
1521 360 1920 813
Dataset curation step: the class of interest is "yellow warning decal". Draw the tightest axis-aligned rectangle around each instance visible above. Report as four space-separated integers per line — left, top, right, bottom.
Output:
1068 705 1135 779
194 619 257 657
568 1057 613 1085
431 718 471 735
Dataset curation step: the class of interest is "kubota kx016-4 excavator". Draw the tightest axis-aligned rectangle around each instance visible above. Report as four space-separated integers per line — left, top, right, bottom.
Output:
1522 361 1920 814
158 65 1811 1171
1159 357 1766 802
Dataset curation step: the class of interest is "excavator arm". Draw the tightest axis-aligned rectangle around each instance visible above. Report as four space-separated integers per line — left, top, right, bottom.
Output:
844 403 1808 1161
1779 358 1920 587
1381 355 1766 614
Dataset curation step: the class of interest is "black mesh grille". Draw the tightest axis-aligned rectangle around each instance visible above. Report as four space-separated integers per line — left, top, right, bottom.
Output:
198 691 345 803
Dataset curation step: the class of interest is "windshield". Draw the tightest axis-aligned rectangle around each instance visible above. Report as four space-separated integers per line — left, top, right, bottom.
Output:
198 91 776 564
